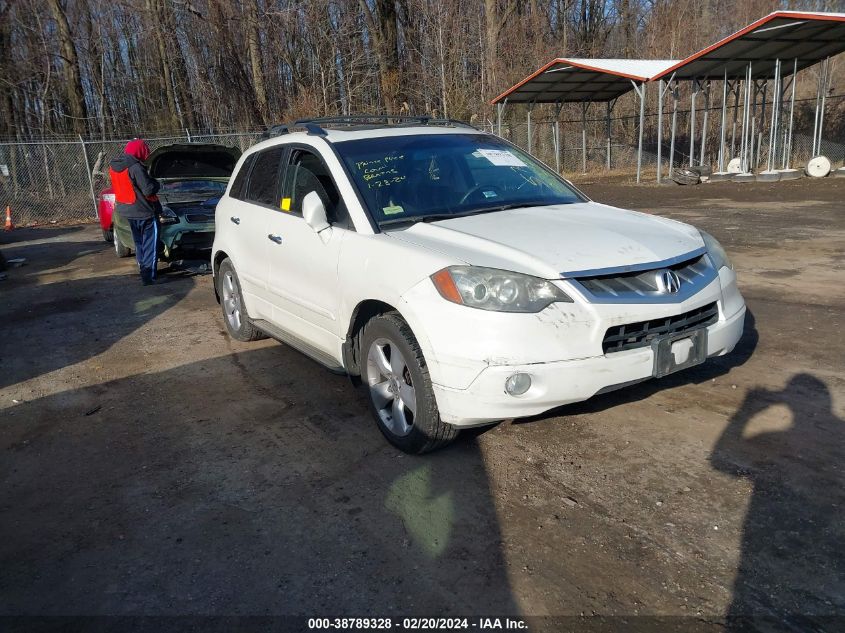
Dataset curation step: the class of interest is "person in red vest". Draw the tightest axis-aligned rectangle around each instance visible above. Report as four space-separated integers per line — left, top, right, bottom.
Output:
108 139 161 285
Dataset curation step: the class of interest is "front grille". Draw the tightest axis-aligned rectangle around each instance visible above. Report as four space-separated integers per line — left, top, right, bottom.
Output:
602 302 719 353
576 254 714 301
175 232 214 249
186 212 215 223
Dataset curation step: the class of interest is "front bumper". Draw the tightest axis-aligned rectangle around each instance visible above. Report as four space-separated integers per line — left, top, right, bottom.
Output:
401 266 746 427
432 304 745 426
160 222 215 256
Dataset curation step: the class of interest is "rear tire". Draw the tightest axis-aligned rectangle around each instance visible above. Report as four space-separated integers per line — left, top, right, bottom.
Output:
103 227 114 243
216 258 265 342
114 233 132 257
361 313 458 454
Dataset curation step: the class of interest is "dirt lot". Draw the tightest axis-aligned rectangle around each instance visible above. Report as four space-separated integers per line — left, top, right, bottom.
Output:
1 178 843 628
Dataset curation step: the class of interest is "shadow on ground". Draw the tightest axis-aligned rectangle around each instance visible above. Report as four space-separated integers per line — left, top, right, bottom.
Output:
0 273 194 389
0 346 518 616
712 373 845 629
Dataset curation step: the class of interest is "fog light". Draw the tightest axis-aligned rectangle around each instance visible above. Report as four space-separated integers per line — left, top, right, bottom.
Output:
505 373 531 396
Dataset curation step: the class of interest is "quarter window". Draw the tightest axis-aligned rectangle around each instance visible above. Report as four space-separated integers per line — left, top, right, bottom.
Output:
228 154 255 200
245 148 283 206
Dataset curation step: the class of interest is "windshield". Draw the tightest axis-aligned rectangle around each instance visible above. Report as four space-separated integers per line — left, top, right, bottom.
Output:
335 133 584 226
160 180 228 194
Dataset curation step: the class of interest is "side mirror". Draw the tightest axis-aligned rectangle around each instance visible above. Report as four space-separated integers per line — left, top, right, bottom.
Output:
302 191 330 234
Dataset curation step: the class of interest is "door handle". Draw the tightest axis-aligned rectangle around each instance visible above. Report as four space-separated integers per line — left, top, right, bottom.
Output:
267 234 283 244
230 216 240 225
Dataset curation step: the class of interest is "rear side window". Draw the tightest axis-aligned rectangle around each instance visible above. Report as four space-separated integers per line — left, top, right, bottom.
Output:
245 148 284 206
229 154 255 200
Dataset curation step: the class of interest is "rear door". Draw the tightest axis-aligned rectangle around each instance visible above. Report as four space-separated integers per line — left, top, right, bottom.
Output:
220 147 285 319
264 145 349 355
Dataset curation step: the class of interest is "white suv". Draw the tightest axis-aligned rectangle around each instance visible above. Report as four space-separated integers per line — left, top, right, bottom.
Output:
212 116 746 453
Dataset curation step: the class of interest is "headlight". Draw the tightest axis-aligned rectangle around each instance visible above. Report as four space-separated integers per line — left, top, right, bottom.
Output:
700 230 732 270
158 206 178 224
430 266 573 313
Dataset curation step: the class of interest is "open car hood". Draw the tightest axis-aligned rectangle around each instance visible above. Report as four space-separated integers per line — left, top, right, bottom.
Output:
147 144 241 179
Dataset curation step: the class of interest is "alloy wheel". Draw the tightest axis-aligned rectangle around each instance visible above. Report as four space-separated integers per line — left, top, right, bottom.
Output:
366 337 416 437
221 270 242 331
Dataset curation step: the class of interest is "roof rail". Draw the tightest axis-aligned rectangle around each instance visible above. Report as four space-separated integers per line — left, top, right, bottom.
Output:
259 115 477 140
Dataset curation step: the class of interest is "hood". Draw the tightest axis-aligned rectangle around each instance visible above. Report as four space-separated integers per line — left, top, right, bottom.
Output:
387 202 704 279
109 153 139 173
147 143 241 179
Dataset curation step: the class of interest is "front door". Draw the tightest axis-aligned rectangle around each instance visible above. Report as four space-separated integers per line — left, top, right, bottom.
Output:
264 146 348 356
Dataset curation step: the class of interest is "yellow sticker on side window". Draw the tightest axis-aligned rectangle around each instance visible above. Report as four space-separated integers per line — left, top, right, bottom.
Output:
281 197 291 211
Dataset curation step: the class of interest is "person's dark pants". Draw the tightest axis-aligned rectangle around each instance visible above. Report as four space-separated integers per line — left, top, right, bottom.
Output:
128 217 159 283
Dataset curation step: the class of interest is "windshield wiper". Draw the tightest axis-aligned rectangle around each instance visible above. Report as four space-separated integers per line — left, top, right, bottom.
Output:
378 200 569 228
457 202 538 215
379 214 457 227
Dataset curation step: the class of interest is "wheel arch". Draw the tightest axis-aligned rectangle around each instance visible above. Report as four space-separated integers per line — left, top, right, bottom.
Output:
342 299 397 384
212 250 230 303
341 296 440 386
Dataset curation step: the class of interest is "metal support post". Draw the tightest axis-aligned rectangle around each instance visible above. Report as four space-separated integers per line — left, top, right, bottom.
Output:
740 64 752 173
657 80 664 182
634 81 646 184
527 106 533 155
669 81 679 176
606 100 613 170
750 80 758 170
767 59 780 172
817 57 830 155
554 101 563 174
785 58 797 169
581 101 588 174
79 134 98 218
731 82 740 160
718 71 728 172
700 81 710 168
690 80 698 167
497 102 503 136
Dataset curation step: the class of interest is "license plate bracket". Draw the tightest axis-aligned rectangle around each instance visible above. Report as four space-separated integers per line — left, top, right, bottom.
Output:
651 328 708 378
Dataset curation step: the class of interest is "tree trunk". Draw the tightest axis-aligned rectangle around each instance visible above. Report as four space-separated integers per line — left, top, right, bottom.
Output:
146 0 181 131
244 0 269 124
485 0 498 95
359 0 400 113
46 0 89 134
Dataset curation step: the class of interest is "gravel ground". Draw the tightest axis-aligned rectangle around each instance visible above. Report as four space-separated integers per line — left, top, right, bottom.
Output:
1 177 843 629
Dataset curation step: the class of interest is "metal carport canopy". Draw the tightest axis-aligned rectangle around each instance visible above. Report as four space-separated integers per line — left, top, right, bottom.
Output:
652 11 845 81
490 59 679 104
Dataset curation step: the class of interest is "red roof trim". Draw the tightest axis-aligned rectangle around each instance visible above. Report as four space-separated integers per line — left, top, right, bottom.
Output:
652 11 845 81
490 58 650 105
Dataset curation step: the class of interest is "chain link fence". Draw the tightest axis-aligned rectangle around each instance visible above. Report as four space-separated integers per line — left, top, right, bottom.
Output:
2 96 843 226
0 132 264 226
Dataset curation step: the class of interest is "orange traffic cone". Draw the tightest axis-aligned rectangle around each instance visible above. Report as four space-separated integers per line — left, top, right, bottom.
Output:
3 206 13 231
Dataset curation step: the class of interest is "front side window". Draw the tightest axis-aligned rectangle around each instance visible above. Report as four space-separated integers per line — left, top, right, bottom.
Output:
335 133 584 227
245 148 283 207
282 149 348 227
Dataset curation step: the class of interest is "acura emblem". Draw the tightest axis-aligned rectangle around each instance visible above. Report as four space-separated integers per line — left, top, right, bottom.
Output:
657 269 682 294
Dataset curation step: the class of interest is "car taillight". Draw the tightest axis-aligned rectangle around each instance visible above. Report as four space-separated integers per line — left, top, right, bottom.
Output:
103 194 115 204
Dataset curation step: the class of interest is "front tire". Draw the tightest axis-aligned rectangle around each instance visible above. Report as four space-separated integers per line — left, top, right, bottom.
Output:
216 258 265 342
103 227 114 243
361 313 458 454
114 233 132 257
